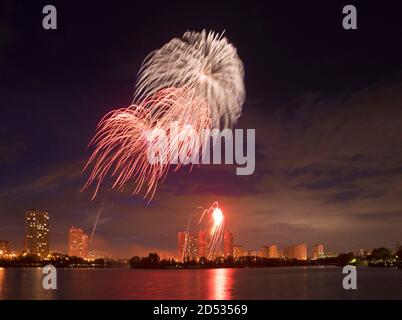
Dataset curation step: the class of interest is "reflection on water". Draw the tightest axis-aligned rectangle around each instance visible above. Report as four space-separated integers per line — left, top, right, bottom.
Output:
0 266 402 299
208 268 233 300
0 268 58 300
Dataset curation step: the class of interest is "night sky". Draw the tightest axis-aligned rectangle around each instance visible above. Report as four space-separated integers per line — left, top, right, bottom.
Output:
1 1 402 257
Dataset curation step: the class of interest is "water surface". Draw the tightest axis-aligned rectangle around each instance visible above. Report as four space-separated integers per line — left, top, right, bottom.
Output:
0 266 401 299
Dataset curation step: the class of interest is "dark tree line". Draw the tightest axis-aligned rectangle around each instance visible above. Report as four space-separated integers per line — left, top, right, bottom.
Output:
335 246 402 267
130 253 334 269
130 246 402 269
0 253 109 268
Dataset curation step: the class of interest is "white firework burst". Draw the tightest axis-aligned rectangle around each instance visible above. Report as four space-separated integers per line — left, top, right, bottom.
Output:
134 30 246 129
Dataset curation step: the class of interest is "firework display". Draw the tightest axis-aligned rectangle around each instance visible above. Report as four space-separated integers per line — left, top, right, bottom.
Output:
203 202 225 260
83 87 211 199
84 30 245 200
135 30 245 129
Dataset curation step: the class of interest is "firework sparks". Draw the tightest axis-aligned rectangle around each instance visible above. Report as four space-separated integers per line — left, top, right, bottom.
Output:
135 30 245 129
83 87 211 200
84 30 245 200
199 202 225 259
212 207 224 233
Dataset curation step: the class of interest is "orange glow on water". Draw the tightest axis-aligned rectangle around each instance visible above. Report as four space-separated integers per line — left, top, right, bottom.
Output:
207 268 233 300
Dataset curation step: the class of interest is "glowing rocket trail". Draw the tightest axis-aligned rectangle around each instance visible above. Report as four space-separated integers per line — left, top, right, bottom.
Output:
90 201 103 242
180 202 225 261
199 202 225 260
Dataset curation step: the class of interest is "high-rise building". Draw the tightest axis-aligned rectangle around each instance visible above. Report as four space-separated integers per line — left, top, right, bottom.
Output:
177 232 186 261
198 230 209 259
177 231 198 262
268 244 279 258
189 233 198 259
312 244 324 260
283 243 307 260
0 240 10 255
68 227 89 258
261 246 269 257
294 243 307 260
249 250 257 257
261 245 279 258
223 231 234 257
282 246 292 259
25 210 50 256
233 245 243 258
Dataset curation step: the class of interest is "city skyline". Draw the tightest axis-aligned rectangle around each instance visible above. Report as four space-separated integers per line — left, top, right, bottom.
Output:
0 208 365 261
0 208 398 259
177 227 315 261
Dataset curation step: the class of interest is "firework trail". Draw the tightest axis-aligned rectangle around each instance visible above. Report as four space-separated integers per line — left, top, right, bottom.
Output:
90 201 104 242
83 87 211 200
84 30 245 200
181 202 225 261
198 202 225 260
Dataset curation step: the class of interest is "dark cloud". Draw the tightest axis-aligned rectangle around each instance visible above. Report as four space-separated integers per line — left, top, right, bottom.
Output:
325 191 362 204
355 211 402 222
0 140 26 164
295 165 402 191
0 161 83 198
